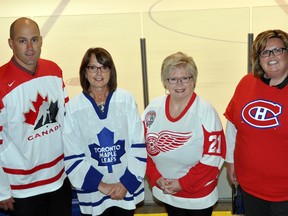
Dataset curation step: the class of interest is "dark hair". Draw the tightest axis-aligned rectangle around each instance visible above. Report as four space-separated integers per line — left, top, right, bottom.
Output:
79 47 117 93
252 29 288 78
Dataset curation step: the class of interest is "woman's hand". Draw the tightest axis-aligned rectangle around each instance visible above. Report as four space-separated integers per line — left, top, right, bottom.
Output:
226 162 238 185
157 177 181 194
109 182 127 200
156 177 167 190
162 179 181 194
98 181 114 195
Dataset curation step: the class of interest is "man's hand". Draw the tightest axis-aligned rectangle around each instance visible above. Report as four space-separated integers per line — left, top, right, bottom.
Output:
0 197 14 211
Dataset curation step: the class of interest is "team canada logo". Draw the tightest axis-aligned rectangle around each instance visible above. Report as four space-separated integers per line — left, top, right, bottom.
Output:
241 99 282 128
146 130 192 156
24 93 59 130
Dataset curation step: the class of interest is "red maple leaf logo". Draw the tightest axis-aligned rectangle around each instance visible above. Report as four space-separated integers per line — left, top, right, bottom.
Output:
24 93 48 125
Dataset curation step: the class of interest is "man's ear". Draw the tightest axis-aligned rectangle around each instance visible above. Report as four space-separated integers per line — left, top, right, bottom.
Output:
40 36 43 46
8 38 13 49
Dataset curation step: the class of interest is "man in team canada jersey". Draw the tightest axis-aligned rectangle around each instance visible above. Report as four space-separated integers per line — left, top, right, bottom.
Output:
0 17 72 216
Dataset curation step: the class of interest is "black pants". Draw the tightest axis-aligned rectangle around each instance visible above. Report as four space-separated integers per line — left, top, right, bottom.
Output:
242 188 288 216
10 178 72 216
81 206 134 216
165 203 213 216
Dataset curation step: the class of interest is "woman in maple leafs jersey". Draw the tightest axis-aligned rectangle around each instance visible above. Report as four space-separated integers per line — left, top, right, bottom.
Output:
142 52 226 216
63 47 147 216
225 30 288 215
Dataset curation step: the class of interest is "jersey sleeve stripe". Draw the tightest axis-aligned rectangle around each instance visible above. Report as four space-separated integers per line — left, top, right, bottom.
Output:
3 154 64 175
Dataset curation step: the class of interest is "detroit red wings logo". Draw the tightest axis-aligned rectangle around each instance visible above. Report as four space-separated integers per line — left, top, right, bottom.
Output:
146 130 192 156
242 100 282 128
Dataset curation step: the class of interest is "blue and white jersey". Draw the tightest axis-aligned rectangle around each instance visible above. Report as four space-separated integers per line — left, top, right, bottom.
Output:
63 88 147 215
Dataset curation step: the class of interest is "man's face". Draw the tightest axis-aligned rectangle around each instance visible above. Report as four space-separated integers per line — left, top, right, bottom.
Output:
8 19 42 72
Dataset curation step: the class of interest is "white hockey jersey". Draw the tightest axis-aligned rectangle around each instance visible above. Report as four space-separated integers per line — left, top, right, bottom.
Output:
142 93 226 209
63 88 147 215
0 58 68 200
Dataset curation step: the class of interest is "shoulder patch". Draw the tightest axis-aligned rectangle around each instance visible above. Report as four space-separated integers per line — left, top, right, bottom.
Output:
144 110 156 128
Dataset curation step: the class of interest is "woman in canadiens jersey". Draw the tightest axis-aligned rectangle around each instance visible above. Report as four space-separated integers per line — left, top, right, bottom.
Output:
142 52 226 216
225 29 288 215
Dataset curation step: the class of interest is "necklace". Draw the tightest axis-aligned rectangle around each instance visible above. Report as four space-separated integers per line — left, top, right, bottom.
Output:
97 101 105 113
88 87 109 114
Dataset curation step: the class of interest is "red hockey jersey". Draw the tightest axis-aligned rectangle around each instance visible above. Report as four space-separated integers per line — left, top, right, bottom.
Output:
225 73 288 201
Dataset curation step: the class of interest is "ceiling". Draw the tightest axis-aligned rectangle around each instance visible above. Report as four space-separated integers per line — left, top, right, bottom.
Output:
0 0 285 18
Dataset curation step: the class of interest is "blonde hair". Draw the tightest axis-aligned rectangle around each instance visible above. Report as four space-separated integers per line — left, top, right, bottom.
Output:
161 52 198 90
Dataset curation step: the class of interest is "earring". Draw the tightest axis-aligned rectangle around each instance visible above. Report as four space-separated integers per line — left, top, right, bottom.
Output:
165 88 170 95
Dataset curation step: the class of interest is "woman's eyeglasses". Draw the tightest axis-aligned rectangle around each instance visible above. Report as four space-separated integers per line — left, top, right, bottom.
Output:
86 65 110 73
166 76 192 85
259 47 287 58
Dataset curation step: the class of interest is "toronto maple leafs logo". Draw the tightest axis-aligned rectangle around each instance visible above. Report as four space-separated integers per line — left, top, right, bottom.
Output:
24 93 59 130
89 127 125 173
146 130 192 156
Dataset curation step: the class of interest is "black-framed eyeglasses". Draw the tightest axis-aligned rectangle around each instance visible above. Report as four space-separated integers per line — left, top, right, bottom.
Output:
259 47 287 58
166 76 192 85
86 65 110 73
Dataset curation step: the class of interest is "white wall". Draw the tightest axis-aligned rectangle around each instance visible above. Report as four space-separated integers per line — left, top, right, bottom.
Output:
0 0 287 203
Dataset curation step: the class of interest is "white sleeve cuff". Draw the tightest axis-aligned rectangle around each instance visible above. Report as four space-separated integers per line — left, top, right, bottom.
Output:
225 120 237 163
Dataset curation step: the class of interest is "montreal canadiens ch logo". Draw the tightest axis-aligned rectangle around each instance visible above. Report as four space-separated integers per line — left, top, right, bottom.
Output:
241 100 282 128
